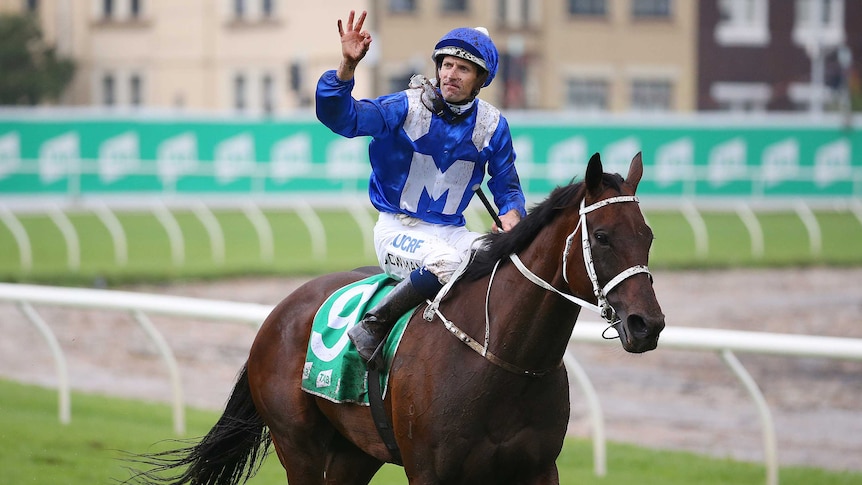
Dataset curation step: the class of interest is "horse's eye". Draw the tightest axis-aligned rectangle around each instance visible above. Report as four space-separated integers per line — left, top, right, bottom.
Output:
595 231 609 245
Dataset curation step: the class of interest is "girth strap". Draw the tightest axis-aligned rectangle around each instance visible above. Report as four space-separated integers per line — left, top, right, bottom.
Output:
367 368 403 465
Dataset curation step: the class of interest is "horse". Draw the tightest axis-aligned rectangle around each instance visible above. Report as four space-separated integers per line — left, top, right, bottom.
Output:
128 151 665 485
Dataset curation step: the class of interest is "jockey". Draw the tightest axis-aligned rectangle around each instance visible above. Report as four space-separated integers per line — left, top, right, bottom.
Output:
315 10 526 367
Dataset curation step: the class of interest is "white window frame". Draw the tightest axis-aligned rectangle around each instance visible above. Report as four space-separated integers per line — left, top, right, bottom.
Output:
787 82 838 109
632 0 672 19
129 72 144 107
710 82 772 112
261 0 275 19
793 0 845 50
568 0 607 16
715 0 770 47
233 73 247 112
564 77 610 112
441 0 468 14
102 72 116 106
101 0 115 20
497 0 541 29
261 73 275 114
92 0 147 22
389 0 417 14
630 78 674 112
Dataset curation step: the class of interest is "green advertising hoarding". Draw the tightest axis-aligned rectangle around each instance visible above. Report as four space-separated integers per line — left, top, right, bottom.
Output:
1 115 859 200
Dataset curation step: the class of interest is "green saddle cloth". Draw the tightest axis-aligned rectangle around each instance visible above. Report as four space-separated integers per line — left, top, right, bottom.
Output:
301 274 413 405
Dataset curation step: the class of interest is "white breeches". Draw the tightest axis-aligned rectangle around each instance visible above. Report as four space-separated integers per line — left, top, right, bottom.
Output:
373 212 483 284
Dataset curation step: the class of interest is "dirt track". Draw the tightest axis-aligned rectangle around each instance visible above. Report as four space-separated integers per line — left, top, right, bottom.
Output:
1 268 861 471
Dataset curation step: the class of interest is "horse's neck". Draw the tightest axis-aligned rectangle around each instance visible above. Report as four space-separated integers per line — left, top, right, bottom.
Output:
484 226 590 371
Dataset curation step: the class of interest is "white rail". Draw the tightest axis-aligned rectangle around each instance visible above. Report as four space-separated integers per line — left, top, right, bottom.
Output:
92 202 128 266
1 283 861 484
0 205 32 271
1 199 859 275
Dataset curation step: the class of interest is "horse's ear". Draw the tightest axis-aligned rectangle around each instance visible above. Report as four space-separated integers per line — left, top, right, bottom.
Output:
626 152 643 193
585 152 603 198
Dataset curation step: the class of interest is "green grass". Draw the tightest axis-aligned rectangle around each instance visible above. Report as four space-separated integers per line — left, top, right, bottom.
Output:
648 209 862 269
2 379 859 485
0 206 861 286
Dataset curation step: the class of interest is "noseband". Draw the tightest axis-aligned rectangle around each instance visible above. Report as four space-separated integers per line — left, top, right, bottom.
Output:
511 195 651 326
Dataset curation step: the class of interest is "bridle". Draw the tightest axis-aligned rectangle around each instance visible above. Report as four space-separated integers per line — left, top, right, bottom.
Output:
510 195 650 327
422 193 652 376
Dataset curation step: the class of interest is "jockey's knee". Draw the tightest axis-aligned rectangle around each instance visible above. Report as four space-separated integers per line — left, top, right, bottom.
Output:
409 266 444 299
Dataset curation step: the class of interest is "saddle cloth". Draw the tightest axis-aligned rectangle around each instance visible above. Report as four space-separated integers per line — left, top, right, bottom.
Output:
300 274 414 405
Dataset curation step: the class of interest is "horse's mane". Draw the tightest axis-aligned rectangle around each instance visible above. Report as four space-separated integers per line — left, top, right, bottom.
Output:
463 173 624 280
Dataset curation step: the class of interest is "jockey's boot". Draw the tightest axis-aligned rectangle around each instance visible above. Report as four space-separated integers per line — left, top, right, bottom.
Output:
348 277 426 369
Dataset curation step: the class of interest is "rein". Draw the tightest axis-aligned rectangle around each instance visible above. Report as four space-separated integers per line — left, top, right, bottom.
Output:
422 194 650 378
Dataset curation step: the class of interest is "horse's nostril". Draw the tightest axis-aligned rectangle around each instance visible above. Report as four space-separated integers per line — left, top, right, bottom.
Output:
627 314 650 339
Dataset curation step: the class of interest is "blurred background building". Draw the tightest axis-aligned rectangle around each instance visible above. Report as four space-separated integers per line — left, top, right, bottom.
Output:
0 0 859 116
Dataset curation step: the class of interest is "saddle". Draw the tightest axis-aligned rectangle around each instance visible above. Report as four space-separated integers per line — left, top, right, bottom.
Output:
301 274 413 405
301 273 413 463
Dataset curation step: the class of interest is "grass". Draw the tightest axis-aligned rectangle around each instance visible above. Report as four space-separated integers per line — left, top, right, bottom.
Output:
2 379 859 485
646 208 862 269
0 205 861 286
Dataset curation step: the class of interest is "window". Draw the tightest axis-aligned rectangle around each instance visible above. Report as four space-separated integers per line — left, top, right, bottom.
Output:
234 74 246 111
715 0 769 46
262 74 274 114
25 0 38 13
130 0 142 18
793 0 844 48
631 79 672 111
565 78 609 111
288 62 302 92
389 0 416 14
498 0 539 29
103 74 115 106
568 0 606 16
632 0 671 18
262 0 274 18
102 0 114 19
130 74 143 106
710 82 772 111
442 0 468 13
234 0 245 20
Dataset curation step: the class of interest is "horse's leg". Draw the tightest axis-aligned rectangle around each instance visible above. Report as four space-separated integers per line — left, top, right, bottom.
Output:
322 432 384 484
249 286 333 484
265 415 383 485
267 424 333 484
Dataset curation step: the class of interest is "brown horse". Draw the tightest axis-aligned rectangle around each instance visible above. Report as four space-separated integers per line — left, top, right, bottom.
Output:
128 152 664 485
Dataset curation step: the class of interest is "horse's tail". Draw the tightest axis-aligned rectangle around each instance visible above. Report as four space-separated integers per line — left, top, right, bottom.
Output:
123 364 271 485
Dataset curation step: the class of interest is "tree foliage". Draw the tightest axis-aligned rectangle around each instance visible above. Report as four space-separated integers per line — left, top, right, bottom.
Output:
0 13 75 105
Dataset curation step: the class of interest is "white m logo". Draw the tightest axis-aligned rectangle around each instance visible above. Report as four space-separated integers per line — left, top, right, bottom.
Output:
400 153 474 214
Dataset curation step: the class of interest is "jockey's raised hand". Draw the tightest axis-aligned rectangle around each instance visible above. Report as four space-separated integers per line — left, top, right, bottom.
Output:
336 10 372 81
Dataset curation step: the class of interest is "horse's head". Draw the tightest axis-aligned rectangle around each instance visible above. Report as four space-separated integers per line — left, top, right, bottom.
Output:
576 152 665 353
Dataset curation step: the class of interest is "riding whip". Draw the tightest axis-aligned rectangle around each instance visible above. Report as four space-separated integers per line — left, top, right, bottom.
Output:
472 184 504 230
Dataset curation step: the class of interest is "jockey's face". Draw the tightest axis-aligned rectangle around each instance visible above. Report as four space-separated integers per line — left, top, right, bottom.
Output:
437 55 481 103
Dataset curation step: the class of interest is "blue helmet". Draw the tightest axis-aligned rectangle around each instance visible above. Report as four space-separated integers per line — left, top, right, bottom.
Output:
432 27 499 87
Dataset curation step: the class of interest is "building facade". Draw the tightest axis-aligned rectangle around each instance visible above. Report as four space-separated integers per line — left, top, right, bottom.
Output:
0 0 374 113
370 0 698 112
697 0 862 113
6 1 858 114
